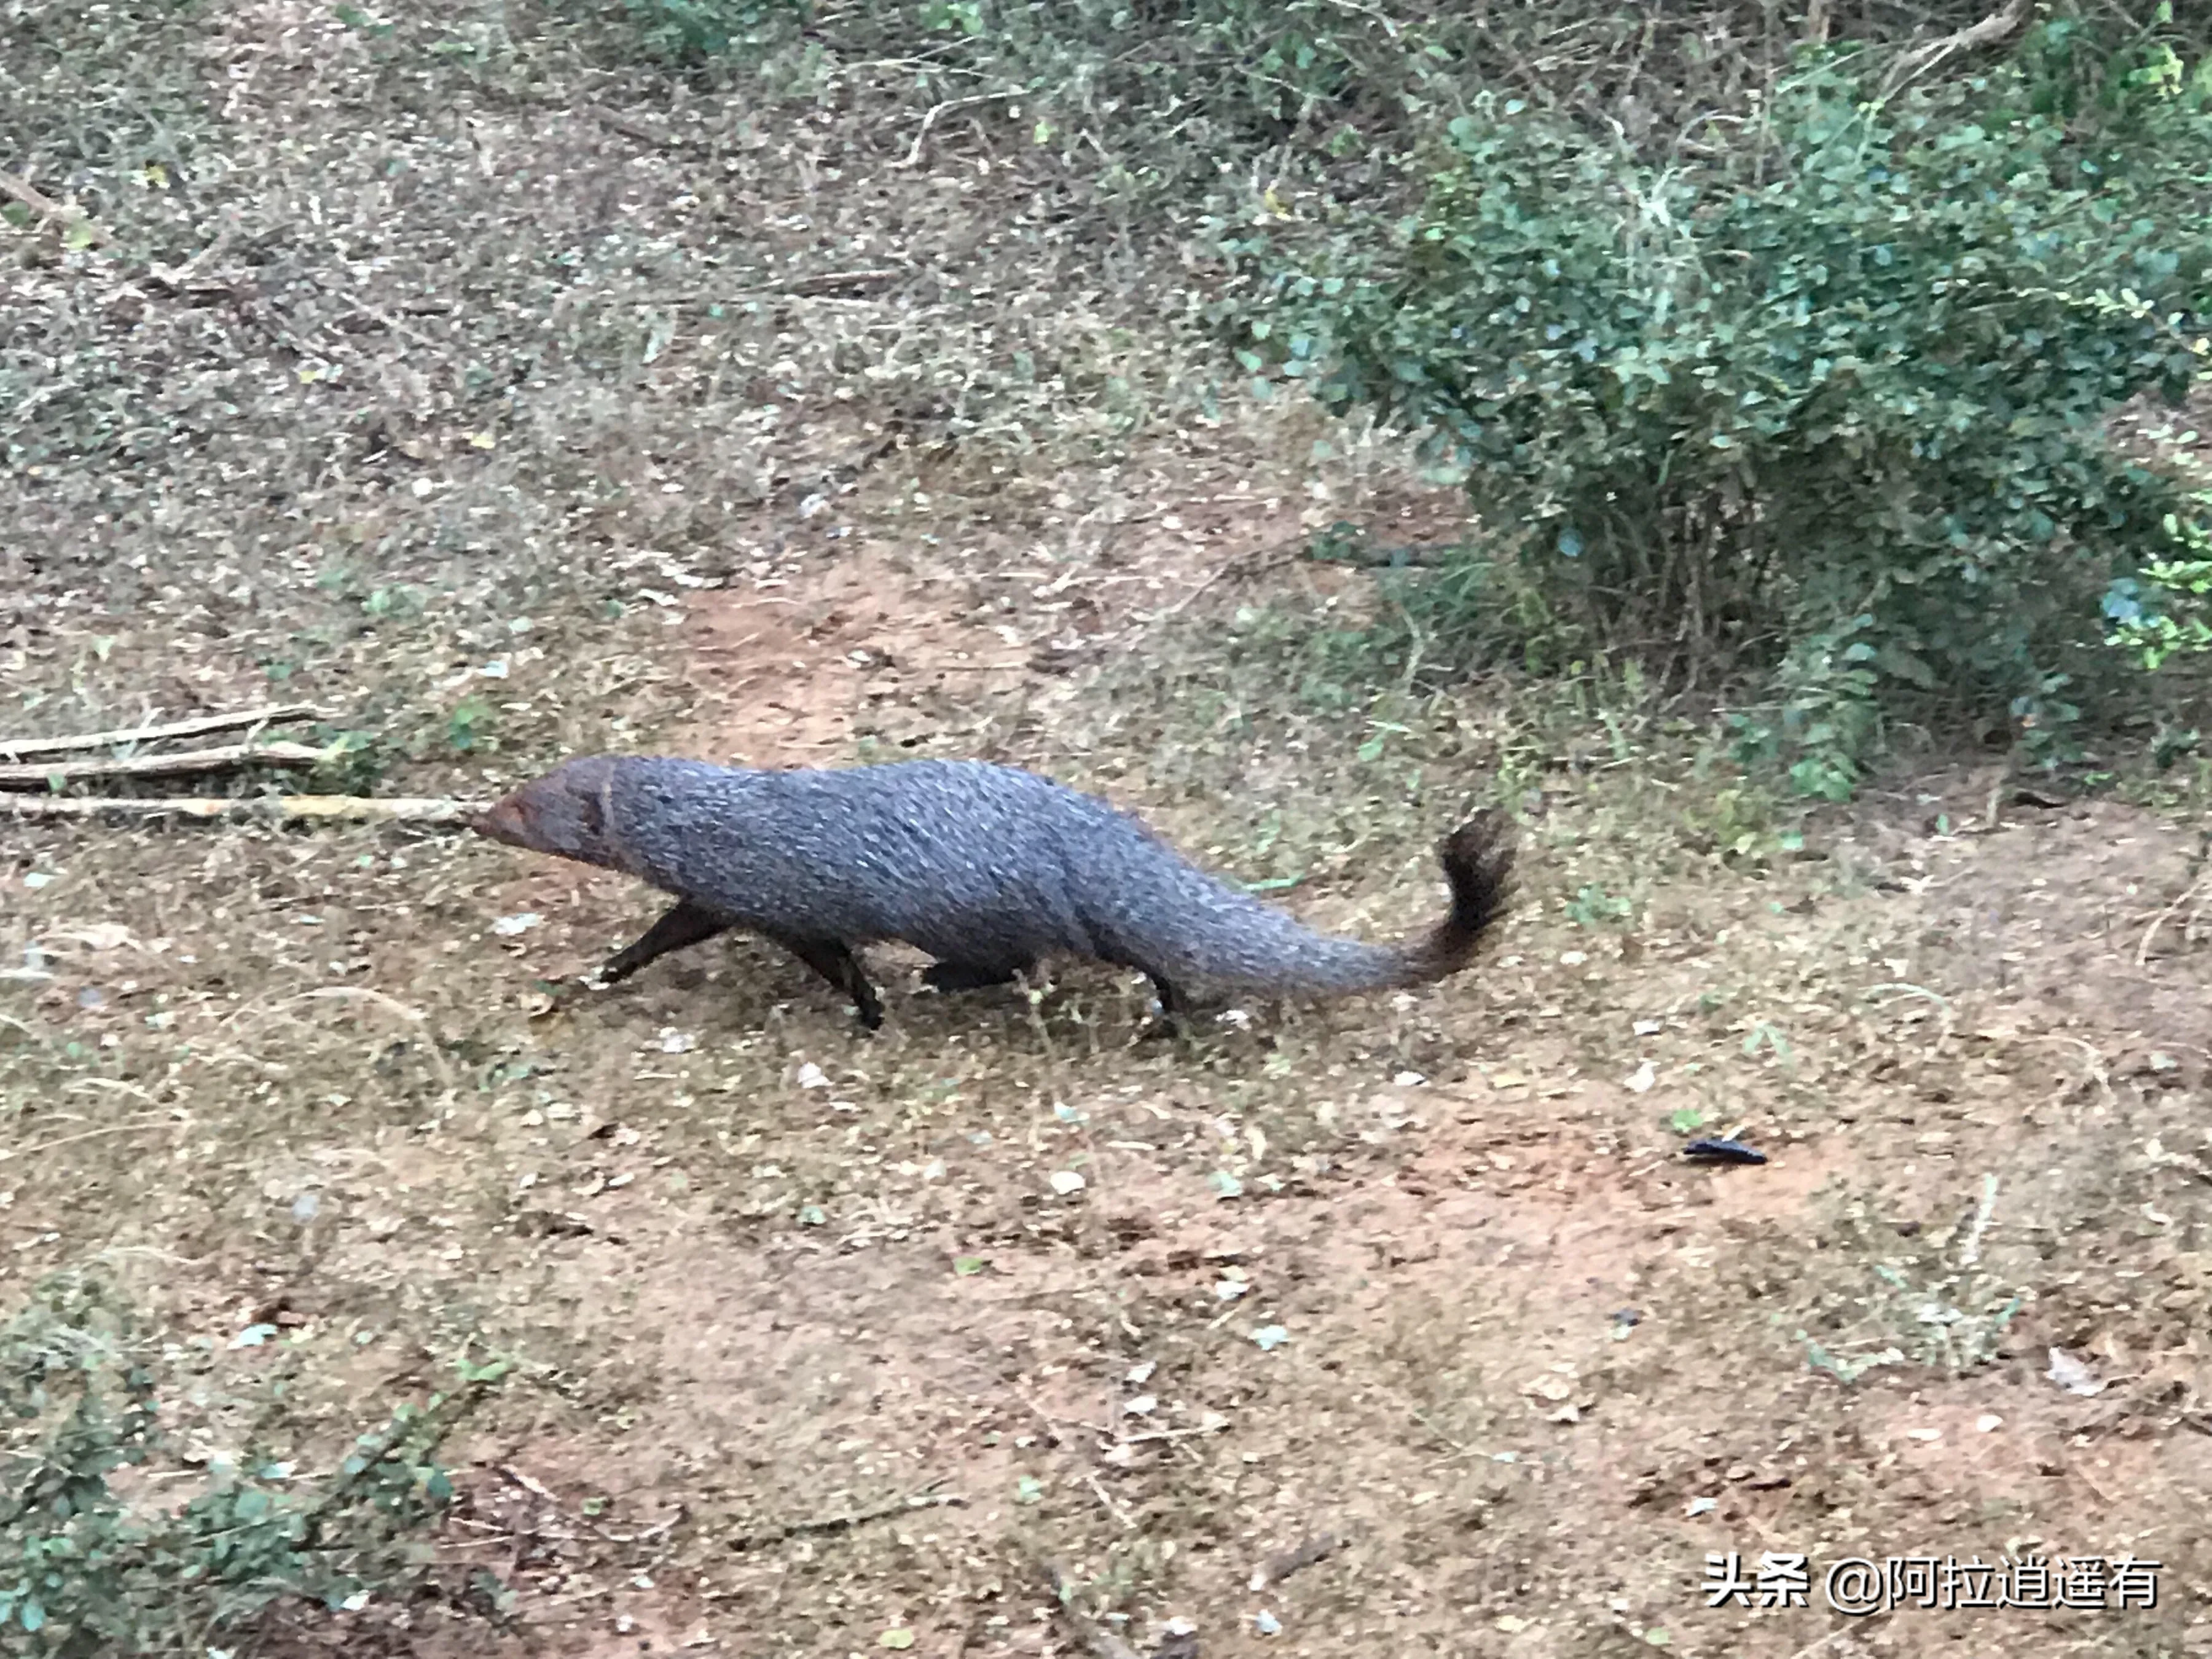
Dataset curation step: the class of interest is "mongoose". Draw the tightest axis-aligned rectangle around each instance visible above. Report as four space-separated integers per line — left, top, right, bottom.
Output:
473 755 1516 1031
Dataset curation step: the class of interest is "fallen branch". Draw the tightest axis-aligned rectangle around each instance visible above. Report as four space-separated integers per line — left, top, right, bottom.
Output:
0 703 320 761
1879 0 2032 98
780 267 904 297
1251 1531 1342 1590
892 91 1021 168
0 168 113 246
2137 872 2210 967
1299 542 1458 571
4 794 474 824
590 104 680 149
0 741 335 789
299 1364 510 1553
727 1478 959 1553
0 1117 187 1163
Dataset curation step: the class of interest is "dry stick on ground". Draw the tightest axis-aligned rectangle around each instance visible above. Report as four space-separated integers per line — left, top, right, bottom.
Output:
2 794 474 824
1878 0 2033 99
0 168 114 246
725 1478 959 1553
1250 1532 1342 1590
0 741 336 788
2137 873 2210 967
590 104 686 149
0 703 320 761
142 218 237 292
892 92 1020 168
779 267 904 297
0 1118 187 1163
1154 529 1322 624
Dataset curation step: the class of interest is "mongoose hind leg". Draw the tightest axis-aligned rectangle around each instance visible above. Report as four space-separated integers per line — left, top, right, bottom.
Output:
770 933 885 1030
600 900 734 984
921 959 1029 994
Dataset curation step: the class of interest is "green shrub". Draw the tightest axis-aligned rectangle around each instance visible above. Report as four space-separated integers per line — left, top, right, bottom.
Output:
2110 488 2212 669
0 1274 500 1656
1232 26 2212 794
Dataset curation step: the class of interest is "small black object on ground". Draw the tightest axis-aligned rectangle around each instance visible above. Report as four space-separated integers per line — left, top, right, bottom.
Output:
1682 1137 1768 1166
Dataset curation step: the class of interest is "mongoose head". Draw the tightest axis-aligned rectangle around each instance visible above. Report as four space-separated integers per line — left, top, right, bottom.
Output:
472 756 627 871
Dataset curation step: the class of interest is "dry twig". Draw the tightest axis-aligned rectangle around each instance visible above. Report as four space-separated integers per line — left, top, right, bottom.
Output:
726 1478 958 1553
590 104 682 149
0 168 113 245
892 92 1020 168
0 742 336 789
3 794 474 823
1879 0 2033 99
0 703 319 761
2137 874 2210 967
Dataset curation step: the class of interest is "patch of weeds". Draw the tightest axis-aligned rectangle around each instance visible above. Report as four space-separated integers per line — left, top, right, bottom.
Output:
1564 883 1632 928
361 584 429 624
1800 1337 1908 1387
332 5 397 39
446 696 496 755
1740 1021 1795 1074
1680 775 1797 865
0 1271 504 1655
310 729 387 794
1803 1178 2028 1383
605 0 812 61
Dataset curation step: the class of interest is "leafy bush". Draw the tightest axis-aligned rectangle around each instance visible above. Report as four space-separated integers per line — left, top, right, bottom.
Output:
2110 488 2212 669
0 1274 500 1656
1232 25 2212 794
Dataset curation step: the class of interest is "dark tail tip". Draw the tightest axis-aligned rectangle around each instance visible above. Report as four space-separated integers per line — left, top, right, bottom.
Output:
1412 808 1518 980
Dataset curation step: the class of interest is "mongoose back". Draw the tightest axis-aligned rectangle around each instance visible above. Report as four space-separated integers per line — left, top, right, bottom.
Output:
473 755 1516 1030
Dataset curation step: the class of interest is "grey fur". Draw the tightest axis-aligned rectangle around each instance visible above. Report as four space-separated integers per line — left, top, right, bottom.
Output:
474 755 1515 1029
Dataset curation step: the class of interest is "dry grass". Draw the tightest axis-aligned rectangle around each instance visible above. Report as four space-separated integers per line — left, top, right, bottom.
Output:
6 6 2212 1658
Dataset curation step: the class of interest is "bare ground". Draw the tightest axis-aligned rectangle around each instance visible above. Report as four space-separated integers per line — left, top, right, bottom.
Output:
6 7 2212 1658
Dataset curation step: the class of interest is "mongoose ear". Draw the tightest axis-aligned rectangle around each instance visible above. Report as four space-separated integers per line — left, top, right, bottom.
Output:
555 766 608 839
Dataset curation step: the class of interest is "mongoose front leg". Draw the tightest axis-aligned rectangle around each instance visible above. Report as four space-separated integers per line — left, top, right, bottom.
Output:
600 900 734 985
1138 970 1185 1041
771 934 885 1030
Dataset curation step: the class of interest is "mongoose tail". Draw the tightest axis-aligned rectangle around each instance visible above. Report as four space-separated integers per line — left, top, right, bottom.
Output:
1105 807 1517 1002
1401 809 1520 982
